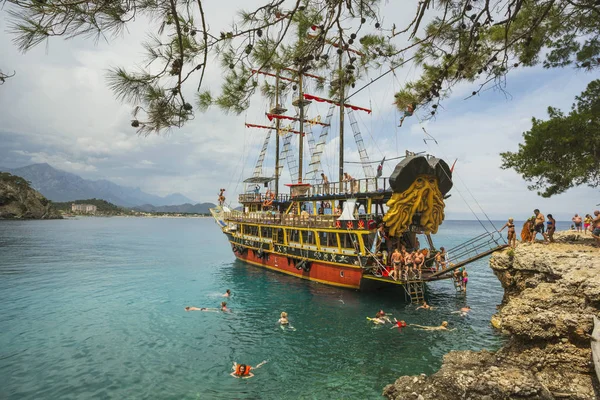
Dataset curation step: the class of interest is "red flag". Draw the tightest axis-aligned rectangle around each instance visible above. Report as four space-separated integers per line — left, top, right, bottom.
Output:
450 159 458 173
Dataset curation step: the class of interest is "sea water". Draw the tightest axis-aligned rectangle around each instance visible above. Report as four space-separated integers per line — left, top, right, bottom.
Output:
0 217 566 399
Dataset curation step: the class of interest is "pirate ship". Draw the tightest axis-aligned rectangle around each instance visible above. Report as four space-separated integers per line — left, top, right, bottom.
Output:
210 24 507 302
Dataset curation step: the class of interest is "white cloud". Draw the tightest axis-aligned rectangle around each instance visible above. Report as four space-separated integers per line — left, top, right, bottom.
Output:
1 1 599 220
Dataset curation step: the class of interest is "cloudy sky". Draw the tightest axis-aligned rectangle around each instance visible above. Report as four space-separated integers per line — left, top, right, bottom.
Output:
1 1 599 220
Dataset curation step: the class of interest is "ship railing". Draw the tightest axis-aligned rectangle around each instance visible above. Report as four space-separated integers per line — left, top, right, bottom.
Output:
306 177 390 197
238 193 292 204
223 211 385 229
223 212 341 229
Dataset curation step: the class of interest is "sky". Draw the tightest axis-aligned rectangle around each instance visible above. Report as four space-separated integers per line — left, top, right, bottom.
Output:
1 1 599 221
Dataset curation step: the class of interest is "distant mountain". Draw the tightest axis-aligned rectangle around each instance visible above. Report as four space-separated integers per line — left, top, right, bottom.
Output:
0 163 196 207
133 202 216 214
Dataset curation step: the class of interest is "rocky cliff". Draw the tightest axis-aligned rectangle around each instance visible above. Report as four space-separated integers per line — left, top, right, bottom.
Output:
383 232 599 400
0 172 62 219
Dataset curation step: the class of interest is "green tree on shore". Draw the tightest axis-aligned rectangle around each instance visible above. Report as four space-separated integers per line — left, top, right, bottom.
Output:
500 79 600 197
2 0 599 131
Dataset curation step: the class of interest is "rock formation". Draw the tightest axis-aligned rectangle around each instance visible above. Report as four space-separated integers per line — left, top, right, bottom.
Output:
383 232 599 399
0 172 62 219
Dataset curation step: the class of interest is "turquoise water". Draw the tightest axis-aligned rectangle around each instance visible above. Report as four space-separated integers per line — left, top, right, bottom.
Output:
0 217 519 399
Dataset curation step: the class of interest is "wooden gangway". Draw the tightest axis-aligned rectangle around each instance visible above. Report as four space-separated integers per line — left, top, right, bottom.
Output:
427 231 509 279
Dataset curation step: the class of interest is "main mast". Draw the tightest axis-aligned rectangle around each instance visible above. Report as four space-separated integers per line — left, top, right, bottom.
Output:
297 67 305 183
274 72 281 197
338 30 345 191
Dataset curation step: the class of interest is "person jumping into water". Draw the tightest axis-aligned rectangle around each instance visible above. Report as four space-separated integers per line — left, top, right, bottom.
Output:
231 361 268 378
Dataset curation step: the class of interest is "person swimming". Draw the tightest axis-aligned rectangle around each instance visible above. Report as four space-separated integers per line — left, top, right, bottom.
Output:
390 318 407 331
368 310 391 324
277 311 289 325
411 321 455 331
223 289 231 297
230 361 268 378
452 306 471 317
416 301 432 310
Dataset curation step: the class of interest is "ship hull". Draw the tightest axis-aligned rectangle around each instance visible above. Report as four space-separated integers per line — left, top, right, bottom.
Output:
228 242 364 289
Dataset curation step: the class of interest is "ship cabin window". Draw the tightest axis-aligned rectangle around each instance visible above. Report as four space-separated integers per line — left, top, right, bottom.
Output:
243 225 259 237
301 230 316 247
287 229 301 245
318 231 338 250
260 226 272 239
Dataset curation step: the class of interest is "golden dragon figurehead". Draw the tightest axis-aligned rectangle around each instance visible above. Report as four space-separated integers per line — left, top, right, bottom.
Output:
383 155 453 236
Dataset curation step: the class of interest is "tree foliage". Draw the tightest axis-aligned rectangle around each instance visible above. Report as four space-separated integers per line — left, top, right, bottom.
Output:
500 79 600 197
3 0 600 133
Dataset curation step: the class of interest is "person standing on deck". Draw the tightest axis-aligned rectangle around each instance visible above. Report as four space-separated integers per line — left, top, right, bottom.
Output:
321 172 330 195
390 248 403 281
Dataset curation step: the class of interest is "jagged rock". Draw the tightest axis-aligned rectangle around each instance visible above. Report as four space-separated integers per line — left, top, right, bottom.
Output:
0 172 62 219
383 236 599 399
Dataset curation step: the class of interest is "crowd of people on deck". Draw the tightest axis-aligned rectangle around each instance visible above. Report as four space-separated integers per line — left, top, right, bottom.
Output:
499 209 600 248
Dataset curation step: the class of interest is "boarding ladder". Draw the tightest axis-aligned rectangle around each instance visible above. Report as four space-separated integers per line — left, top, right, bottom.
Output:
347 109 376 179
427 230 509 280
404 280 425 304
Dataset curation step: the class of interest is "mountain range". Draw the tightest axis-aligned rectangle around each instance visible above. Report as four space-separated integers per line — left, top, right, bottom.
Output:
133 203 216 214
0 163 197 207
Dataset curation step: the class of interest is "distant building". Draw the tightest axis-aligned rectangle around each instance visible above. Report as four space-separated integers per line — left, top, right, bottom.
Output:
71 203 97 214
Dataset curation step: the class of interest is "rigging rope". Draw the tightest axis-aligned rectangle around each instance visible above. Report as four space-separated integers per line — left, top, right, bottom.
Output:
416 121 500 233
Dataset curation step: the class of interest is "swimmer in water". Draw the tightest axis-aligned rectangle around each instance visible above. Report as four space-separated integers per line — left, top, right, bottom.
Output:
368 310 391 324
223 289 231 297
220 302 230 312
277 311 289 325
230 360 268 379
277 311 296 330
390 318 407 331
452 306 471 317
416 301 433 310
411 321 455 331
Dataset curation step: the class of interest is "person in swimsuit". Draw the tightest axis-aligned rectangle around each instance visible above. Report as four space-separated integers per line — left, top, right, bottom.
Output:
544 214 556 243
413 250 425 279
390 318 407 331
390 248 402 281
368 310 391 325
278 312 289 325
452 306 471 317
499 218 517 248
411 321 454 331
223 289 231 297
531 209 545 243
592 211 600 247
572 214 583 233
398 103 415 127
231 361 268 378
584 214 593 234
185 306 222 312
220 302 230 312
461 270 469 293
416 301 432 310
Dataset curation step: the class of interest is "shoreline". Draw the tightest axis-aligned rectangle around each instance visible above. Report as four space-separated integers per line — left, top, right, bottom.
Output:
383 231 600 399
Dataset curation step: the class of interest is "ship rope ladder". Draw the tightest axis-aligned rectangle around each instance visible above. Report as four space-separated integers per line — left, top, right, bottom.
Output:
306 104 336 181
280 126 299 182
427 230 509 280
404 280 425 304
347 108 376 179
252 128 272 177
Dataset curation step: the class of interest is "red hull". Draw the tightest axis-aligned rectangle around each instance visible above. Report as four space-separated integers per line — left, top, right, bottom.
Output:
232 247 363 289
